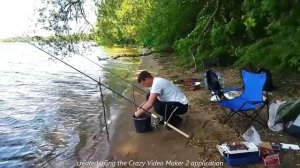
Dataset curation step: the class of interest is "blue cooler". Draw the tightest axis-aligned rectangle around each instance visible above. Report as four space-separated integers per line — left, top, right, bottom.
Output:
217 142 261 166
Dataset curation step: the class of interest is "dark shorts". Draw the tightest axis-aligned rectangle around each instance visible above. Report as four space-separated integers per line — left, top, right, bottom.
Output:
146 92 188 120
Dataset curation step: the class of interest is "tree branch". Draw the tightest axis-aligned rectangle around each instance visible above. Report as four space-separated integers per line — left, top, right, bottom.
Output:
97 48 173 61
189 0 220 71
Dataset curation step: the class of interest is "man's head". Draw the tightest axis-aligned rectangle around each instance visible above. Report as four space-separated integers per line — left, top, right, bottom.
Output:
137 71 153 87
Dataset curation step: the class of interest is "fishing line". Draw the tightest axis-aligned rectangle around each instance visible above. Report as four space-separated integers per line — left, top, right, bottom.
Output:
14 34 153 116
77 54 147 94
14 36 193 141
78 53 145 110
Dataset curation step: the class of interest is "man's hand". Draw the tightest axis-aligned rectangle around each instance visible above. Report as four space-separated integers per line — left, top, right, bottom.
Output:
134 109 145 117
137 101 146 110
134 93 158 117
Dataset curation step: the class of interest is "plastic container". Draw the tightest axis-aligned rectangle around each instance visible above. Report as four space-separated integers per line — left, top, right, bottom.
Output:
217 142 261 166
132 115 152 133
223 152 261 166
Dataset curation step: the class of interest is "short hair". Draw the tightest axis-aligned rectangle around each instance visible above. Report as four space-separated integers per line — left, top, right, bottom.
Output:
137 71 152 83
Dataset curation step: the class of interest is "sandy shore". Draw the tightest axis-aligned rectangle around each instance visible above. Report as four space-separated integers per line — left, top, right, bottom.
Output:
102 54 300 168
105 55 227 168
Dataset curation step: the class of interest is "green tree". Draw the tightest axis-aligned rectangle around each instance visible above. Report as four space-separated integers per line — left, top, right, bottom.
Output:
36 0 300 72
95 0 151 46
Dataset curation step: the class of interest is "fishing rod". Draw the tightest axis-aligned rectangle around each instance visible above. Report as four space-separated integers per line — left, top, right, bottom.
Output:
99 77 109 142
78 54 147 94
77 54 144 109
15 34 152 116
15 34 151 143
16 35 192 139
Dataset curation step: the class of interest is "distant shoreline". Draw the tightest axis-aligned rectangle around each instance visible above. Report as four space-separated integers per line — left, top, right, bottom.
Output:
0 37 29 42
0 33 93 43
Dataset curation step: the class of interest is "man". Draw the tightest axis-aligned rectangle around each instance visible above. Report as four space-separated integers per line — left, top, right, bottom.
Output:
135 71 188 125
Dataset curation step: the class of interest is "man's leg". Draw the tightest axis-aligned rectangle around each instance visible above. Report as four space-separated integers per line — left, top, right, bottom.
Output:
154 101 188 125
146 91 188 117
153 100 169 119
171 102 188 123
173 102 188 116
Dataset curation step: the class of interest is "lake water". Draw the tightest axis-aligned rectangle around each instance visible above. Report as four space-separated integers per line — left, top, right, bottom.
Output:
0 42 140 167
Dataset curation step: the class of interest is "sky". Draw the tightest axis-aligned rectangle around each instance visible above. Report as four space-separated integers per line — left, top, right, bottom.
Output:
0 0 37 38
0 0 97 39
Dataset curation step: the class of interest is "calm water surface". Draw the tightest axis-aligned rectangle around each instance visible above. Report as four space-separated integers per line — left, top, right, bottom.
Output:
0 42 139 167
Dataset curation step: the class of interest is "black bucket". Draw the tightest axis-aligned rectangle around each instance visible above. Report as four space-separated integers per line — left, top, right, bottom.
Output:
132 115 152 133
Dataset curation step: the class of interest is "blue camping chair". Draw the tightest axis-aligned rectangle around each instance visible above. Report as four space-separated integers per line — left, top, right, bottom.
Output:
219 70 268 127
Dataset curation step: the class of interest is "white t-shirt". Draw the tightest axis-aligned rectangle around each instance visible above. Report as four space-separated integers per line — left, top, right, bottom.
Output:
150 77 188 104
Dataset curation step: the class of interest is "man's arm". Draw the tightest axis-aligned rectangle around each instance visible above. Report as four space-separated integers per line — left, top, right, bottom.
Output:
137 101 146 110
134 93 158 117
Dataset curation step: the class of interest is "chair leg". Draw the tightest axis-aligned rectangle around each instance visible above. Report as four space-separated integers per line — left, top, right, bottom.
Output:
223 110 236 124
243 109 267 127
250 115 267 127
222 104 268 128
254 106 268 127
229 107 267 128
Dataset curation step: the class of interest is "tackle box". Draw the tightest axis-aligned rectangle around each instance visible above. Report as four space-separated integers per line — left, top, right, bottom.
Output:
217 142 261 166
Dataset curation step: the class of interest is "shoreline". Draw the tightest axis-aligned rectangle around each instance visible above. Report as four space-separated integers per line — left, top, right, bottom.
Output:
105 55 221 167
95 54 299 167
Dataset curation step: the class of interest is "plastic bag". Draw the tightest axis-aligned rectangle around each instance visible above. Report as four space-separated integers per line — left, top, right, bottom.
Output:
268 100 285 132
242 126 262 146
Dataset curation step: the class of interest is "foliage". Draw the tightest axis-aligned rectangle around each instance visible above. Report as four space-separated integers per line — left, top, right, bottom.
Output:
36 0 300 72
236 28 300 72
236 0 300 72
95 0 151 46
96 0 300 72
34 0 96 57
135 0 204 49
